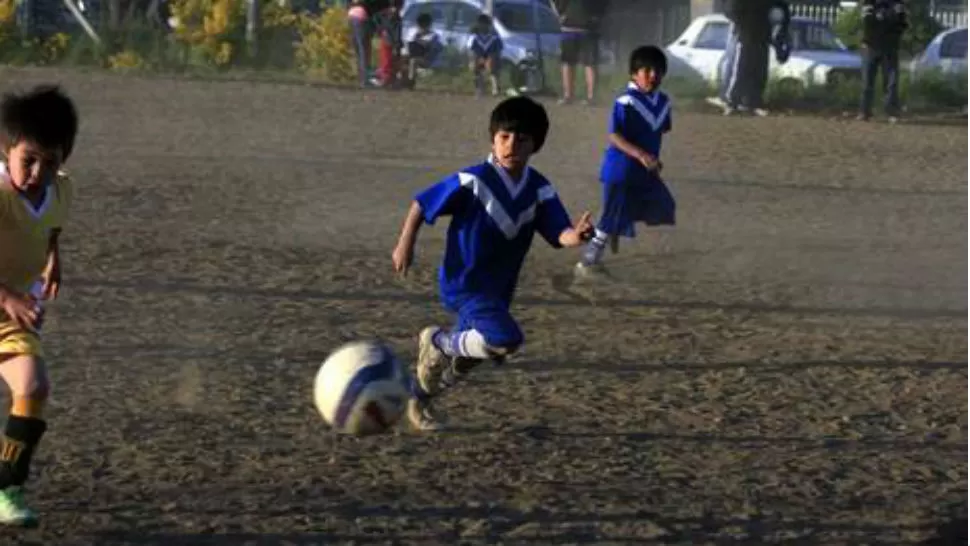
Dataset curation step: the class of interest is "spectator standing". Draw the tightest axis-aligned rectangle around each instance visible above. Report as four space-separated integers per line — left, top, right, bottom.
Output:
721 0 790 116
859 0 908 122
554 0 606 105
348 0 372 88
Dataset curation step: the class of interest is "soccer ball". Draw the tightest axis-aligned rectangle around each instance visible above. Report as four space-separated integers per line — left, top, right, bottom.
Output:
313 341 410 435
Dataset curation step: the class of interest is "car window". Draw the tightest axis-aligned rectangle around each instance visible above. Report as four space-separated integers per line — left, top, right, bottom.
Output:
790 23 844 51
940 29 968 59
694 22 730 50
403 2 450 28
494 3 561 34
452 3 480 31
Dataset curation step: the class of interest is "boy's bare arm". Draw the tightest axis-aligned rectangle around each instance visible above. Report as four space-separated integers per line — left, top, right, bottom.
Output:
42 228 62 300
392 201 424 276
609 133 660 170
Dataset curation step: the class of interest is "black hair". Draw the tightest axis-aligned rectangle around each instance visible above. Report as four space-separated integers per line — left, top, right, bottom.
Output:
489 96 549 153
416 12 432 28
1 85 78 161
628 45 668 77
475 13 492 29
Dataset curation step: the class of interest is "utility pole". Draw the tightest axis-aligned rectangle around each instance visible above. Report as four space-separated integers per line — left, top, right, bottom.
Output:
246 0 260 59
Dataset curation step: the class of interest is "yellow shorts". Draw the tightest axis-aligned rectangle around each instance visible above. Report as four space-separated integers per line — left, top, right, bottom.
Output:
0 322 43 358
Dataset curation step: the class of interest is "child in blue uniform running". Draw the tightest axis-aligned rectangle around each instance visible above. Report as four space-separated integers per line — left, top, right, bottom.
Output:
392 96 594 431
576 45 676 272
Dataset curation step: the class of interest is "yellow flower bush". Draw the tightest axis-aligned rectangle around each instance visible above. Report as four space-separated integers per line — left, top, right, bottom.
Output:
0 0 15 48
107 49 146 70
295 7 355 83
40 32 70 63
169 0 245 67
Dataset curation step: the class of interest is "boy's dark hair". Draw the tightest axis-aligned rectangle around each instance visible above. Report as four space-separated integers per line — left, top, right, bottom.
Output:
629 45 667 77
489 96 549 153
475 14 492 29
1 85 78 161
416 12 432 28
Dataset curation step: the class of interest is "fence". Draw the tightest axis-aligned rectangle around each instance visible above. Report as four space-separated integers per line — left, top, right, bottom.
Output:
790 0 968 28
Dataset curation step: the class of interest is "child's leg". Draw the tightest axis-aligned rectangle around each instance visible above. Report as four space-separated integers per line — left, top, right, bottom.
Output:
409 301 522 431
580 182 628 267
0 353 49 526
486 55 500 96
471 57 485 95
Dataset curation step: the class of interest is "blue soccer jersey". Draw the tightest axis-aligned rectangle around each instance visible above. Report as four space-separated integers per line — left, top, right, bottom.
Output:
415 157 571 308
599 83 672 185
468 32 503 58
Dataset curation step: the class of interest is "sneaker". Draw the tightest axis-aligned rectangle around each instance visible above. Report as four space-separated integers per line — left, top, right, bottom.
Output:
0 487 37 527
407 398 445 432
416 327 448 397
722 105 741 116
887 115 900 124
751 107 770 117
705 96 727 108
557 97 572 106
574 261 605 279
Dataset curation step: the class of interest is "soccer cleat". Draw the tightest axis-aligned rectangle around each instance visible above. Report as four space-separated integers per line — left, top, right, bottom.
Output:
407 398 445 432
0 487 37 527
574 261 606 279
416 327 448 397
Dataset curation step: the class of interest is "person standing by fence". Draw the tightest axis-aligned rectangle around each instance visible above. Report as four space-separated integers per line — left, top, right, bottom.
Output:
858 0 908 122
554 0 606 105
721 0 790 116
348 1 372 88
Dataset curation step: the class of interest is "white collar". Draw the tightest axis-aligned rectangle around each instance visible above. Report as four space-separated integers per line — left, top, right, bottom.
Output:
486 154 529 199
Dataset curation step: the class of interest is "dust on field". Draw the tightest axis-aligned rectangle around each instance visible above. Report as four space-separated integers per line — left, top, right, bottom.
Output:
0 68 965 545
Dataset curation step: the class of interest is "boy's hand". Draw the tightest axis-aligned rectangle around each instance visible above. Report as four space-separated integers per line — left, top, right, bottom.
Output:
559 211 595 248
638 152 661 171
0 287 41 332
391 240 415 277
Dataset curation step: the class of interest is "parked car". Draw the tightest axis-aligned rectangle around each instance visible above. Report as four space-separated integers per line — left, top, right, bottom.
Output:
909 26 967 81
665 13 863 87
401 0 616 93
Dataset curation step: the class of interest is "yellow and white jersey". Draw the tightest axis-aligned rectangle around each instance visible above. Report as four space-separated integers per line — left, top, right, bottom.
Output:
0 162 72 295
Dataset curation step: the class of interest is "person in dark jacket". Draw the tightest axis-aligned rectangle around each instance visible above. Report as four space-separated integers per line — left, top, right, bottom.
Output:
722 0 790 115
554 0 606 105
858 0 908 121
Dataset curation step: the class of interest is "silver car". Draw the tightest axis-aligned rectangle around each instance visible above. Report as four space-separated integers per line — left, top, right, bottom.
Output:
909 26 967 81
401 0 565 93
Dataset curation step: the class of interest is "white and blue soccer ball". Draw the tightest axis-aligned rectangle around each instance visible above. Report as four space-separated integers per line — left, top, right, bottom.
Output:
313 341 410 435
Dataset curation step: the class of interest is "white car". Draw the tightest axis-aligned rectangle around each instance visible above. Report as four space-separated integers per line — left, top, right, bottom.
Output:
666 14 863 87
909 26 967 81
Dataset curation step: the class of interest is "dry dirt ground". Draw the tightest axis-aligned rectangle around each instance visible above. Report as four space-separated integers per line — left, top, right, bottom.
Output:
0 68 965 545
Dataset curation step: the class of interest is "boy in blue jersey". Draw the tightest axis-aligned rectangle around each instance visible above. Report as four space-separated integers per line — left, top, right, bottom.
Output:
576 45 676 273
392 97 594 431
468 14 503 97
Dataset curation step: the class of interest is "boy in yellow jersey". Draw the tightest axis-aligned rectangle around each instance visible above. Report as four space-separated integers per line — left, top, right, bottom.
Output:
0 85 77 527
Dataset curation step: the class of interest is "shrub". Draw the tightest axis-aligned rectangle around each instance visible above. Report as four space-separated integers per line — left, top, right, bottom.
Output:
294 7 355 83
169 0 246 67
107 49 147 71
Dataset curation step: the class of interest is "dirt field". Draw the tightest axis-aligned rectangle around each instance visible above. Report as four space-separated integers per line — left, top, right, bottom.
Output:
0 67 965 545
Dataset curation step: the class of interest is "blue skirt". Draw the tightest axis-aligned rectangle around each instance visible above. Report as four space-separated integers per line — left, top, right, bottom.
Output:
597 174 676 238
